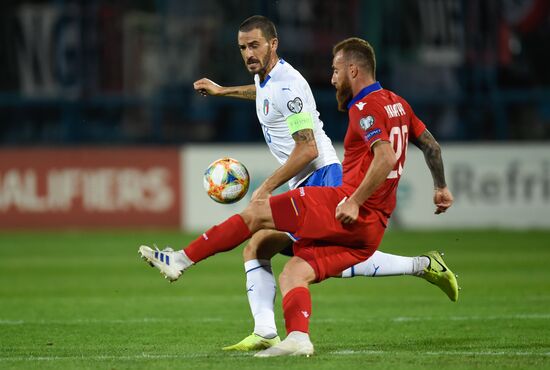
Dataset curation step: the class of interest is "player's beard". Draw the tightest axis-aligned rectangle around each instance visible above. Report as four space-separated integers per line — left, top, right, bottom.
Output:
336 76 352 112
247 48 272 79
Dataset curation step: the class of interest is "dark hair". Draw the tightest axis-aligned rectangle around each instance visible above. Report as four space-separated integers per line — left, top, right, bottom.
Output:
239 15 278 41
333 37 376 78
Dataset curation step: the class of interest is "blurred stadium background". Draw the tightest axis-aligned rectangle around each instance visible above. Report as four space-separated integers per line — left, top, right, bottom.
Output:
1 1 549 368
1 0 549 229
1 0 550 144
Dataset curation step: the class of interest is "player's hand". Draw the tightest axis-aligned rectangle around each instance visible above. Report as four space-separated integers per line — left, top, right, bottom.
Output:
335 197 359 224
251 185 271 202
433 186 453 214
193 78 224 96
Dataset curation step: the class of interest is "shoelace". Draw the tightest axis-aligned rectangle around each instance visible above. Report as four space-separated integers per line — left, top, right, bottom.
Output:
153 245 174 264
153 244 174 253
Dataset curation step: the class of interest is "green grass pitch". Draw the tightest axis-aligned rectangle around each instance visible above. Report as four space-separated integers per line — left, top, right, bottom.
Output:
1 229 549 369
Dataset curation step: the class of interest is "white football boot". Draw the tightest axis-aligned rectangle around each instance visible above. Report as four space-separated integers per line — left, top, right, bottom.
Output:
138 245 191 282
254 331 314 357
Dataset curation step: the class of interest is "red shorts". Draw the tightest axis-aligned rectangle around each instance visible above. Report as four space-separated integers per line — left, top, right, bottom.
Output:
270 186 386 281
292 240 378 282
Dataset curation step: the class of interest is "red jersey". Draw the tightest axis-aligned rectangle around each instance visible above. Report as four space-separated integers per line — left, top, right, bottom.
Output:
341 82 426 223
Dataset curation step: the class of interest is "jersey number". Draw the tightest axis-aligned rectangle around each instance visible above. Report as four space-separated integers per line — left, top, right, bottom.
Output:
387 125 408 179
261 124 272 143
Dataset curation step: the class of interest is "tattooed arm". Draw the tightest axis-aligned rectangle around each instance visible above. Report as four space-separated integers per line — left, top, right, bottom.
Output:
193 78 256 100
251 128 318 201
412 129 454 214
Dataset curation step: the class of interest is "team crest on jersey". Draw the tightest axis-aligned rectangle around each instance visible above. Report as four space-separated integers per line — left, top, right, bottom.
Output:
359 116 374 130
355 102 367 111
287 97 303 113
263 99 269 115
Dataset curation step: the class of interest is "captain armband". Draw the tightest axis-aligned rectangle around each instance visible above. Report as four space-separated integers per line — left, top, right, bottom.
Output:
286 112 314 135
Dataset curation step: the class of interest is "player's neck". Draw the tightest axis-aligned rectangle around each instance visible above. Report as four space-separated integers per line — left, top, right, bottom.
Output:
259 55 280 82
351 77 376 97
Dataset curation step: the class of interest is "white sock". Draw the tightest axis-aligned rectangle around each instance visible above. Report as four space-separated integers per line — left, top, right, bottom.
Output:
176 250 194 270
340 251 429 277
244 259 278 338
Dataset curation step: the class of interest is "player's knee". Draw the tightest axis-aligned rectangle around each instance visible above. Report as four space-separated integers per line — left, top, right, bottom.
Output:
240 205 260 232
278 267 292 291
241 199 271 232
279 261 314 294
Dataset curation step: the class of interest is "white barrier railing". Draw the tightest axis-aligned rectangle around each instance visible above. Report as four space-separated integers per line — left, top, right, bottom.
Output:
182 144 550 230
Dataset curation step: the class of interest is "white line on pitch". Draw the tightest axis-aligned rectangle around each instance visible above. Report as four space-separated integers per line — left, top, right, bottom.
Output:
1 313 549 326
0 350 549 362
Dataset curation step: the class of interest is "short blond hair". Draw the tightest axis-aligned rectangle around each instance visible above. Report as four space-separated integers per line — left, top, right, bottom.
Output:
333 37 376 78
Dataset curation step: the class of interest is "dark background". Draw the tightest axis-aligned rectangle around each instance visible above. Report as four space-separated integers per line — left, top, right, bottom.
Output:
1 0 549 145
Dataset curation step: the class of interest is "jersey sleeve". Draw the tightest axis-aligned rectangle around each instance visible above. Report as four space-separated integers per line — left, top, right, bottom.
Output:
272 81 308 119
402 100 426 139
410 113 427 139
349 103 389 152
271 82 314 134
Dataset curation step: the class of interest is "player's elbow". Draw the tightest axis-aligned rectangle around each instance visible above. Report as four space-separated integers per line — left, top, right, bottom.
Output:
421 136 442 158
379 147 397 172
307 144 319 161
385 152 397 171
298 142 318 162
374 141 397 170
428 141 442 158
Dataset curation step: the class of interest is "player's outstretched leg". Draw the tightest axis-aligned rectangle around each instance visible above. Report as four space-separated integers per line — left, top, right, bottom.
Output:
340 250 427 277
419 251 460 302
138 245 193 282
137 214 249 283
138 200 274 282
340 250 460 301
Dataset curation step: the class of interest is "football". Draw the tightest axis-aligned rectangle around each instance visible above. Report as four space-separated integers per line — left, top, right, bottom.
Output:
203 157 250 204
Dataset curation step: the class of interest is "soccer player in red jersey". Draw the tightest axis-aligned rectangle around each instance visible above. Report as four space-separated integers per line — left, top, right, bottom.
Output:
140 37 454 357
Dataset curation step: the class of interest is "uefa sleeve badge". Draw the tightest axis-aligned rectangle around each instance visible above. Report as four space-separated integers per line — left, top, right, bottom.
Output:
287 97 303 113
359 115 374 130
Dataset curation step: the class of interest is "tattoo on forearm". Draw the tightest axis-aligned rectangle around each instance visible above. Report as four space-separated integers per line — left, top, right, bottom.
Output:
292 129 315 143
415 130 447 188
239 89 256 99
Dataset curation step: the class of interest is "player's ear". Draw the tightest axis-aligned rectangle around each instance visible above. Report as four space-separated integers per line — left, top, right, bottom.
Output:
270 37 278 52
349 63 359 79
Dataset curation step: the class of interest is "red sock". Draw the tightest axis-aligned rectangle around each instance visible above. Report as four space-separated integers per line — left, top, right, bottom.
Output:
184 214 252 263
282 287 311 334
